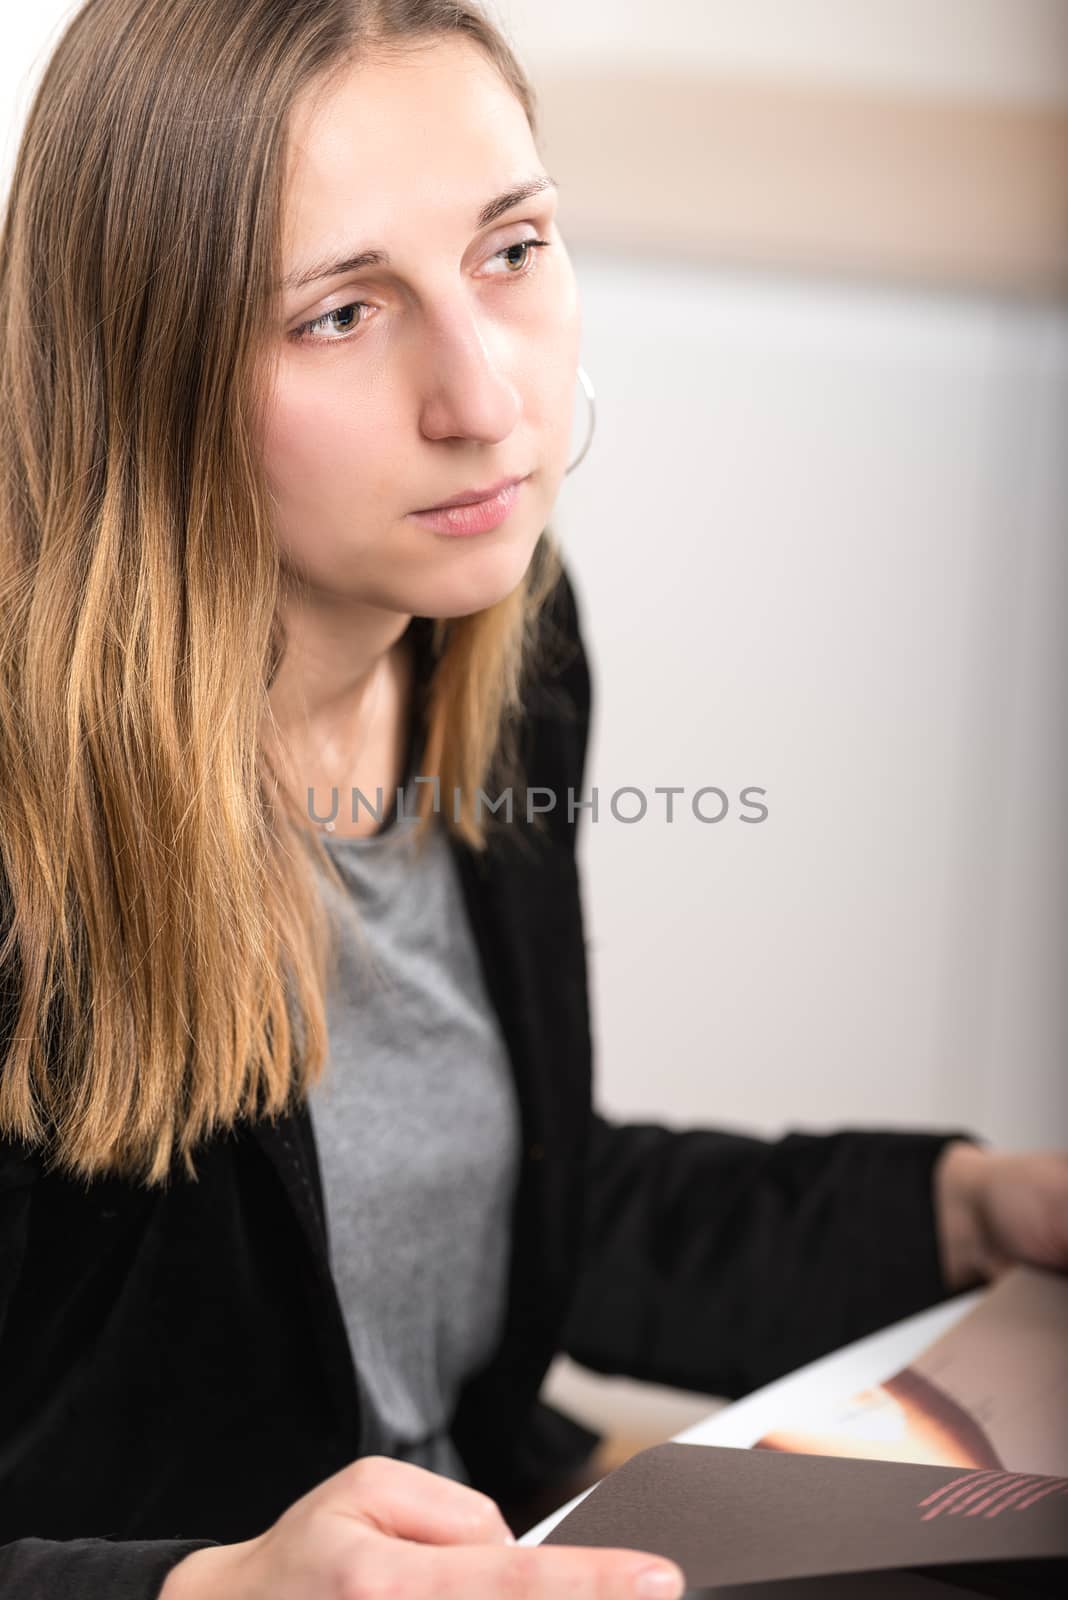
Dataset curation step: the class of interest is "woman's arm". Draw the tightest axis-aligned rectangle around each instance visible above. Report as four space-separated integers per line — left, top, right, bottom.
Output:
559 1112 978 1399
0 1537 223 1600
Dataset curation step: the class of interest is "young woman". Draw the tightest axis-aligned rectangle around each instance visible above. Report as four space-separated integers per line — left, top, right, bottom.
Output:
1 3 1065 1598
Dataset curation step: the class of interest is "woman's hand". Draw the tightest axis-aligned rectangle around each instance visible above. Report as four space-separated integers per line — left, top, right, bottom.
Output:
934 1141 1068 1291
158 1453 686 1600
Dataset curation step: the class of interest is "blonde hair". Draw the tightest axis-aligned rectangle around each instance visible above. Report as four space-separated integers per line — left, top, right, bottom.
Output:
0 0 567 1189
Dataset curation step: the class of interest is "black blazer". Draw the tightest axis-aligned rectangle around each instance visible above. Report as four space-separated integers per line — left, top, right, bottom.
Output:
0 561 974 1598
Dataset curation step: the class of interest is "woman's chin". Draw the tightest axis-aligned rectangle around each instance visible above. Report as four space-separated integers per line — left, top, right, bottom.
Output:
417 527 544 617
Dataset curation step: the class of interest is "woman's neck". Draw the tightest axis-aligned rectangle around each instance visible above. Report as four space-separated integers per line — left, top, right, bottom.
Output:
269 609 417 839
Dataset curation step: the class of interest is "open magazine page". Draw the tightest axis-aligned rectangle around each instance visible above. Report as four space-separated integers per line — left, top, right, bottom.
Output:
751 1266 1068 1475
544 1267 1068 1594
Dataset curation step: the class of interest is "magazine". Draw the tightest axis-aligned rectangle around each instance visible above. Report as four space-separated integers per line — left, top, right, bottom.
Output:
542 1266 1068 1595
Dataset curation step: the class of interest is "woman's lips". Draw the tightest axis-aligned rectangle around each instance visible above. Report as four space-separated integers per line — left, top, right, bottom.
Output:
407 477 525 536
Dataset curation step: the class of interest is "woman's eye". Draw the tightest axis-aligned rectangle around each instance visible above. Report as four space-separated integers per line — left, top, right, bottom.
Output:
290 237 552 348
291 300 370 346
486 237 552 277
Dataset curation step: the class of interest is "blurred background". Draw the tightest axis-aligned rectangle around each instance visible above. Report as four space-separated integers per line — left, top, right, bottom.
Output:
4 0 1066 1473
484 0 1068 1462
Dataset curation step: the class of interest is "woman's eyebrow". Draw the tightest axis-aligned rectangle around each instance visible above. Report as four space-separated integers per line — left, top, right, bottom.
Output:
281 173 558 293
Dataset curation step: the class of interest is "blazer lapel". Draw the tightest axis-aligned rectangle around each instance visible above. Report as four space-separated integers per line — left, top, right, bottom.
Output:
449 826 592 1353
245 1105 364 1444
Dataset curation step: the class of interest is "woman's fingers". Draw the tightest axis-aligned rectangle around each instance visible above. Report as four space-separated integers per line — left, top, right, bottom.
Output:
321 1456 687 1595
367 1534 688 1599
325 1453 516 1545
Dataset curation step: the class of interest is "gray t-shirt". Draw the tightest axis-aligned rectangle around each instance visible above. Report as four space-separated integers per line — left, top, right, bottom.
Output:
305 778 521 1482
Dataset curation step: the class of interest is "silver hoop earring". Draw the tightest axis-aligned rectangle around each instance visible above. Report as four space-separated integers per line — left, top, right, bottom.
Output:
564 364 596 475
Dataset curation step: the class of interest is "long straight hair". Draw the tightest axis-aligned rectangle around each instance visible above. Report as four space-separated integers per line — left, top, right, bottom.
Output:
0 0 566 1189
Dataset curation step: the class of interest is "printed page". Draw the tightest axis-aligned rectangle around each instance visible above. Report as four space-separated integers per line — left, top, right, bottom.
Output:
752 1267 1068 1475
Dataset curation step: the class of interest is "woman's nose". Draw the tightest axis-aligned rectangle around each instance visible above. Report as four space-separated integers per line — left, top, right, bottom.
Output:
414 313 522 447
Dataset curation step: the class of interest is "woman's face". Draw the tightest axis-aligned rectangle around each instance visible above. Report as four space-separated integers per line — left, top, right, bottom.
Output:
263 36 582 621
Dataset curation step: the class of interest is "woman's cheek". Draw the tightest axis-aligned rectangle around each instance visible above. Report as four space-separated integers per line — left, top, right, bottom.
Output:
276 392 377 487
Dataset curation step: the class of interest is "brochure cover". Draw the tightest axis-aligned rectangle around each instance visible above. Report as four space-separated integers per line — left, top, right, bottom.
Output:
542 1267 1068 1595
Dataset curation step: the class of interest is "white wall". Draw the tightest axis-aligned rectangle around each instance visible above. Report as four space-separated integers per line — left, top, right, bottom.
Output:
491 0 1068 104
553 259 1067 1154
